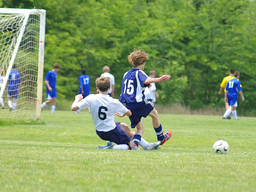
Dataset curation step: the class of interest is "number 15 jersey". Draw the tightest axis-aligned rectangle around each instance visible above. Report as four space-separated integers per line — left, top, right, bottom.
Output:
120 68 148 104
77 94 128 132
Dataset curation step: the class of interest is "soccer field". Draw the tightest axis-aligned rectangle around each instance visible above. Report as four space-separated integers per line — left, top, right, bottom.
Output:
0 111 256 192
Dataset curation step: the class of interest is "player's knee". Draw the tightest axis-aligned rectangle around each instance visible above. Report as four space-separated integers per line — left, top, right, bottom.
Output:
150 108 159 119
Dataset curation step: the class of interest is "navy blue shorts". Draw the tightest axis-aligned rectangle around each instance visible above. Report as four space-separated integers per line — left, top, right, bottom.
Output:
126 102 154 128
96 122 130 144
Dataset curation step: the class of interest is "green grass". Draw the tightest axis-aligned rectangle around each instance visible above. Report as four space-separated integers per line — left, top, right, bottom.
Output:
0 111 256 192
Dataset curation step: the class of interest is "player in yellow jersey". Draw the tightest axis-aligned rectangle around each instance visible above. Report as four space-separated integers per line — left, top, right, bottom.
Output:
219 69 235 116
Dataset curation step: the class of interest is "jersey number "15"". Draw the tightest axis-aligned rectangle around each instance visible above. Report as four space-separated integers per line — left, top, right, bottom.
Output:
123 79 134 95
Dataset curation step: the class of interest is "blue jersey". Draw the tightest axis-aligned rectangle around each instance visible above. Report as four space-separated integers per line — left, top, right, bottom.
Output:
8 69 21 90
79 75 90 97
45 70 57 88
120 68 148 104
226 78 242 97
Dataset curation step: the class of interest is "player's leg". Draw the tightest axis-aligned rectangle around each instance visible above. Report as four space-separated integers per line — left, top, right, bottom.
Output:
223 96 233 119
50 97 56 113
96 123 131 150
120 122 159 150
149 108 171 145
231 101 238 120
12 98 17 111
0 97 4 109
224 96 231 119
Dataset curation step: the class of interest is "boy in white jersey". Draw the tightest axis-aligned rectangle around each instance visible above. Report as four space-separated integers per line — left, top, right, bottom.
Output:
100 66 115 97
72 77 159 150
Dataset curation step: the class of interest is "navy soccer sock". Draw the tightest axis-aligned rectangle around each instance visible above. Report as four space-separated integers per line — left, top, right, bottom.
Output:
132 134 141 146
154 124 164 141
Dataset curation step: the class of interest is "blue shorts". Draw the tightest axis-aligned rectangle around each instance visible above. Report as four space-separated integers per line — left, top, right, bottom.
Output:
228 94 238 107
126 102 154 128
8 89 19 99
46 87 57 99
78 89 90 98
96 122 130 145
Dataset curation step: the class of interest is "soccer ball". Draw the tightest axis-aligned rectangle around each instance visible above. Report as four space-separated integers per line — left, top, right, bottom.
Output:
213 140 229 154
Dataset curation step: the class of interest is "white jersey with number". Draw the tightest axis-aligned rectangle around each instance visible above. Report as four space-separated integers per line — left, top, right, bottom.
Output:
100 72 115 94
144 82 156 103
77 93 128 132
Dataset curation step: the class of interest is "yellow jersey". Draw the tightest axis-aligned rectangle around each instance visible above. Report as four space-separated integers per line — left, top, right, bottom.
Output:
220 75 234 90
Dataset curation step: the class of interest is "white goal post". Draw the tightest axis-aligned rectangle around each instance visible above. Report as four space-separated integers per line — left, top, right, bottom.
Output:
0 8 46 120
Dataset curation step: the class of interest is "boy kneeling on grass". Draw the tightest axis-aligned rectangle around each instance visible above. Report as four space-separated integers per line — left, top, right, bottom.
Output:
71 77 160 150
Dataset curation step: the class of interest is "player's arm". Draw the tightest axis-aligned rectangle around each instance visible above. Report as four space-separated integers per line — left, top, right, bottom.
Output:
155 91 159 98
219 78 226 95
116 109 132 117
224 90 228 103
111 85 114 97
71 94 84 111
45 80 52 91
237 82 245 101
144 75 171 85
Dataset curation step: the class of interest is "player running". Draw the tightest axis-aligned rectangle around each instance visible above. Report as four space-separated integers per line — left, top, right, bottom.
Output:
79 68 90 98
101 66 115 97
144 70 159 105
219 69 235 118
7 64 21 111
71 77 160 150
120 49 172 150
223 72 245 120
41 63 60 113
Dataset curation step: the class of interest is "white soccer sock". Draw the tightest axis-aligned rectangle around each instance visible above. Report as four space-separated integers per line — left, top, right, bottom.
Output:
12 102 17 110
41 102 47 109
112 144 129 150
223 108 232 118
51 105 56 113
0 98 4 108
232 110 237 120
8 100 12 108
139 138 150 149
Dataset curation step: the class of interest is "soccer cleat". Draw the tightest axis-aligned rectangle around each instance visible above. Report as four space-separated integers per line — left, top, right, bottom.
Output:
160 131 172 145
129 141 139 150
97 141 113 149
144 141 161 150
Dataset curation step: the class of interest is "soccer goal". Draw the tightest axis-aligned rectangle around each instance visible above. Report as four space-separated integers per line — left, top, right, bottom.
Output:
0 8 46 120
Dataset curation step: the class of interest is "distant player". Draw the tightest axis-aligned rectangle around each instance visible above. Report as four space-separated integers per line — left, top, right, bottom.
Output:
71 77 159 150
120 49 172 150
219 69 235 114
79 68 90 98
223 72 245 120
144 70 159 105
7 64 21 111
0 68 5 109
101 66 115 97
41 63 60 113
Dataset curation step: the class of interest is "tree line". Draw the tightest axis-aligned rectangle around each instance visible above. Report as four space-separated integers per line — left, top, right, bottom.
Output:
1 0 256 114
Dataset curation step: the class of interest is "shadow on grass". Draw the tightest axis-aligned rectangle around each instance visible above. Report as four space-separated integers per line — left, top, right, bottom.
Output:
0 119 45 126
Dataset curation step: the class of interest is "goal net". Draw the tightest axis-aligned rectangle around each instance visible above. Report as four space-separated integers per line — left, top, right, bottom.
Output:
0 9 45 120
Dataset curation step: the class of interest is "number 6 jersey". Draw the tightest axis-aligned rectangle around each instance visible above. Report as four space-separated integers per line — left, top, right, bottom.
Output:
76 93 128 132
120 68 148 104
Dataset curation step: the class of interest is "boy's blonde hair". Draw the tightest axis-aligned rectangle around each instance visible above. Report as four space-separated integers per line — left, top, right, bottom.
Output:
128 50 148 67
96 77 110 92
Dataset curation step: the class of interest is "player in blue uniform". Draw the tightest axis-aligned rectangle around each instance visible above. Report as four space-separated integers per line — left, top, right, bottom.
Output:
7 64 21 111
79 69 90 98
223 72 245 120
120 50 172 149
41 63 60 113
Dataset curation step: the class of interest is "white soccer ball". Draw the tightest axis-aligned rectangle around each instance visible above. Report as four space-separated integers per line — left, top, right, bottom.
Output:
213 140 229 154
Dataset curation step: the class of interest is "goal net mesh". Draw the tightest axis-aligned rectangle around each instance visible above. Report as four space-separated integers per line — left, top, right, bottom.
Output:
0 11 42 120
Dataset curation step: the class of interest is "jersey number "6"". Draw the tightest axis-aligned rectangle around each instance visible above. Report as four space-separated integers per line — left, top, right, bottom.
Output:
98 106 108 120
